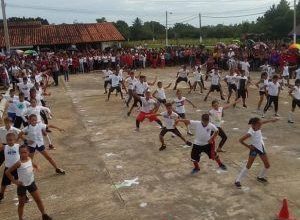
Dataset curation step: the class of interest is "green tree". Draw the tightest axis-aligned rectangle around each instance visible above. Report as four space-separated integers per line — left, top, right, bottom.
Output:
130 18 145 40
114 20 130 39
96 17 107 23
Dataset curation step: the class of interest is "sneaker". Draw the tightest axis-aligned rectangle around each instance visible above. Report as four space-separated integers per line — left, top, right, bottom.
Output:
191 168 200 174
219 164 227 171
187 131 193 136
186 141 193 146
288 120 294 124
159 145 167 151
42 214 52 220
257 177 268 183
261 114 265 118
243 104 247 108
127 112 131 117
55 168 66 175
274 114 280 117
234 181 242 188
48 145 56 150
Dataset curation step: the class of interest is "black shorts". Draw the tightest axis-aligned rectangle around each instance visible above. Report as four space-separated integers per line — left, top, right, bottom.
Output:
292 99 300 109
176 77 188 83
160 127 182 137
109 86 121 93
17 181 37 196
259 91 266 96
191 144 214 162
178 113 186 119
2 167 18 186
29 145 45 154
157 98 167 104
238 89 247 99
228 84 237 93
249 146 266 157
210 85 221 92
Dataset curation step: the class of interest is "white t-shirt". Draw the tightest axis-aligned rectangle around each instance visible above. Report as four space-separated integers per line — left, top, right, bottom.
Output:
282 66 289 77
267 67 275 79
174 97 186 114
103 70 113 81
18 159 34 186
109 75 122 87
258 79 269 92
225 75 237 85
247 127 264 152
292 86 300 100
155 88 166 100
178 69 189 78
209 107 223 127
211 72 220 85
134 81 148 95
240 61 250 73
14 100 31 117
22 123 47 147
140 97 156 113
266 81 280 96
3 95 19 113
190 121 218 146
23 106 51 123
17 82 34 98
4 144 20 168
160 111 178 129
126 77 138 90
0 126 21 144
193 71 203 82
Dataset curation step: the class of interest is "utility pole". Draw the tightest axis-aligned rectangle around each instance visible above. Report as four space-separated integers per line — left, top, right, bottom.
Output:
1 0 10 53
165 11 168 47
293 0 297 43
199 13 202 43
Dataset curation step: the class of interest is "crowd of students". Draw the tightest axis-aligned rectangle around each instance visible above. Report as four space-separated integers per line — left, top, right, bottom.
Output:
0 43 299 219
104 53 300 186
0 57 65 220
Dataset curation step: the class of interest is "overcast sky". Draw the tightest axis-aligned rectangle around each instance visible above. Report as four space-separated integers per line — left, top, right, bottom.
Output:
4 0 294 26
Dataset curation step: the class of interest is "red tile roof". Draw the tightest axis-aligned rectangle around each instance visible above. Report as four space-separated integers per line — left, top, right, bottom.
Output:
0 22 125 47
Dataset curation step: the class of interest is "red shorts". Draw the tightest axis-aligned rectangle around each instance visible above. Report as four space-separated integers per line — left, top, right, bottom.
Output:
136 112 158 122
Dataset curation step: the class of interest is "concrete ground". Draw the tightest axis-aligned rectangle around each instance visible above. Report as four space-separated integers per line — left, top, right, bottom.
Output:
1 67 300 220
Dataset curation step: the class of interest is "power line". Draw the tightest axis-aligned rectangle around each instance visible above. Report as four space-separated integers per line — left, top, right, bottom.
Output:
202 11 266 19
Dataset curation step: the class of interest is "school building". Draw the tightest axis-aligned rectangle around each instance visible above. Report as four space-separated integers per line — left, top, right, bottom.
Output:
0 21 125 51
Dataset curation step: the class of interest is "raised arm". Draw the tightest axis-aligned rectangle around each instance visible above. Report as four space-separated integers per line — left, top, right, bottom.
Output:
223 99 241 110
186 98 196 108
261 118 279 125
164 83 172 89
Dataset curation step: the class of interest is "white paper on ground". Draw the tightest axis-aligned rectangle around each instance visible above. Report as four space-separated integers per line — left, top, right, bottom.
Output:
80 109 86 112
232 128 239 130
96 132 103 135
115 177 139 189
116 165 123 169
87 120 94 123
181 145 191 148
140 202 147 208
216 169 228 174
271 145 282 148
242 186 250 192
196 109 203 112
105 153 115 157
